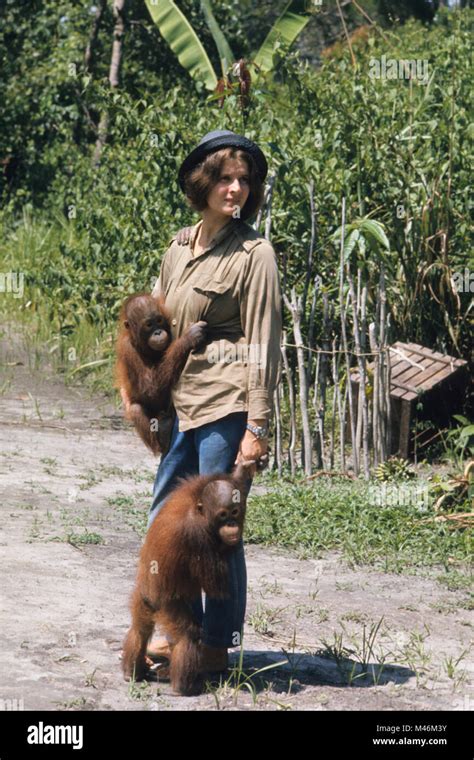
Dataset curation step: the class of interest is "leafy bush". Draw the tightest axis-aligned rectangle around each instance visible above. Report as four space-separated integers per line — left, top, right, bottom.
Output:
0 7 471 381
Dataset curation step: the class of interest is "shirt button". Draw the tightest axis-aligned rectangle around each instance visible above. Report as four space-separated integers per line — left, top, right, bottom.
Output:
172 319 177 325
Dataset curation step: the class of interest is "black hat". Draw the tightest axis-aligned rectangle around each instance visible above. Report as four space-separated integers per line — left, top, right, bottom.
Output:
178 129 268 193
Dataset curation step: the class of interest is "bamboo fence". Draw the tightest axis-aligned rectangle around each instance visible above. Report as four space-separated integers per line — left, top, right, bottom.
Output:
257 189 393 478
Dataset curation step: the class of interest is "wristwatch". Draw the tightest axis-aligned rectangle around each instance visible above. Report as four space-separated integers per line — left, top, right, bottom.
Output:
246 422 269 439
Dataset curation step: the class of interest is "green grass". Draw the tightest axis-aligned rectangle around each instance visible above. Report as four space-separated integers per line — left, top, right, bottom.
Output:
246 475 473 574
65 530 105 547
106 493 149 536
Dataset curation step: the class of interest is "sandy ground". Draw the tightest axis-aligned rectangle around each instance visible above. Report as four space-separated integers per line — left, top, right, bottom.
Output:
0 328 472 712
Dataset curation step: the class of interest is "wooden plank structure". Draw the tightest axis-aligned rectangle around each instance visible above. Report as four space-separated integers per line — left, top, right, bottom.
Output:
350 342 468 459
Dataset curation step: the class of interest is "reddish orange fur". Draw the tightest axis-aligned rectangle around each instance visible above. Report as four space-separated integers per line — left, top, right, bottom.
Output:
115 293 206 455
122 463 250 696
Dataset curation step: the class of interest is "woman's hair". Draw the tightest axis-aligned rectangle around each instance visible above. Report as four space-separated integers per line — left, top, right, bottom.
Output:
183 147 264 221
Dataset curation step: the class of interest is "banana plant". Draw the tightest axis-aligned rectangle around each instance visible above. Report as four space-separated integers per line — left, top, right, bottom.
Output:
200 0 234 80
145 0 218 90
144 0 312 91
252 0 313 74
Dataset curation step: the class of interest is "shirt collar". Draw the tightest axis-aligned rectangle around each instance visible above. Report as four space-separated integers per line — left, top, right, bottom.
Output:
189 217 238 258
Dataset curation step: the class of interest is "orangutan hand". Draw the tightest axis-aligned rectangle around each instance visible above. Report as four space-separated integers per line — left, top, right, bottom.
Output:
176 227 193 245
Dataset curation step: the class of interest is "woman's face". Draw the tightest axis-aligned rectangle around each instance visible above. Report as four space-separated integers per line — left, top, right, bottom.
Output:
206 157 250 219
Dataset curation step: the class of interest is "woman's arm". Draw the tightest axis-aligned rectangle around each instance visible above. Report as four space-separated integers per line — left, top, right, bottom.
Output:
239 240 282 418
236 240 283 473
236 419 269 476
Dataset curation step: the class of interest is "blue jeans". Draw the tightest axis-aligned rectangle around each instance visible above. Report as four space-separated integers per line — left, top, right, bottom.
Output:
148 411 251 648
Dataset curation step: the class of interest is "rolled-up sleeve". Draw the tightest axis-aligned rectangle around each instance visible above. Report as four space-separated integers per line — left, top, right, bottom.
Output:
239 241 282 420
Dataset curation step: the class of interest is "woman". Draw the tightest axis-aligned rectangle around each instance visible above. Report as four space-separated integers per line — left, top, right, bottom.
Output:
122 129 282 675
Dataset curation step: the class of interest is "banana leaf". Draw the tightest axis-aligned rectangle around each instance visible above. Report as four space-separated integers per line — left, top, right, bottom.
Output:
145 0 217 91
200 0 235 79
252 0 312 74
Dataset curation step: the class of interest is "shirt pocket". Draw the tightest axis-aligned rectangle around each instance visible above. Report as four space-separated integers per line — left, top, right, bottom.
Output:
191 275 234 324
192 275 230 298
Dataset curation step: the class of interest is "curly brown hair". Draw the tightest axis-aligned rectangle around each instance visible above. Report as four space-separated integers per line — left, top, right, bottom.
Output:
183 147 264 222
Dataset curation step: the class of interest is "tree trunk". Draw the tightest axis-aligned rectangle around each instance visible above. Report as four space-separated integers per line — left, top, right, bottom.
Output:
274 386 282 476
84 0 108 73
281 334 297 476
313 293 330 469
92 0 126 168
339 198 358 475
347 268 370 479
283 291 313 475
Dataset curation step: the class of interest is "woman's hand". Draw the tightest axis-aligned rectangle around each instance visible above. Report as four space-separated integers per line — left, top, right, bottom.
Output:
235 427 269 478
120 387 132 419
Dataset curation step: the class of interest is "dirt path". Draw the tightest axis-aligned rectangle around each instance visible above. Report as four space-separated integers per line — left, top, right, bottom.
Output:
1 329 472 711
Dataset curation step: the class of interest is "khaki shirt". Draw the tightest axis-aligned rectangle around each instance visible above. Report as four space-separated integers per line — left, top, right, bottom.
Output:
151 217 282 431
